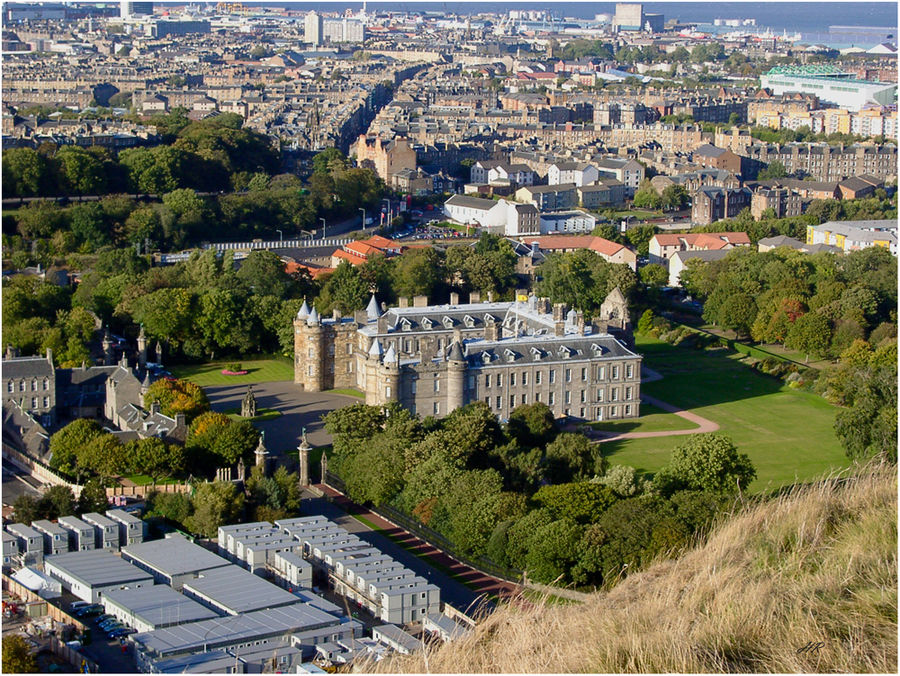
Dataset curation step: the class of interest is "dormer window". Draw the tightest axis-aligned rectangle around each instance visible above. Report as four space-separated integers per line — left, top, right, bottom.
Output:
463 315 475 328
442 316 454 329
531 347 543 361
591 343 604 357
559 346 573 359
504 349 517 363
481 351 492 364
483 314 496 325
421 317 433 330
400 318 412 332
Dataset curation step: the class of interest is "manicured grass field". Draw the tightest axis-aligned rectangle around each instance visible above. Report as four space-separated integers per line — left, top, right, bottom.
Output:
224 408 282 422
121 474 180 486
600 336 851 493
170 359 294 387
589 404 697 434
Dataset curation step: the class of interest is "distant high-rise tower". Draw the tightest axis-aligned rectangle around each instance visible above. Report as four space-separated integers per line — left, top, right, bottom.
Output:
304 11 322 46
121 2 153 19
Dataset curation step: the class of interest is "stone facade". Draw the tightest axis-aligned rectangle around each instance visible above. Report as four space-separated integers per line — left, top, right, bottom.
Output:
294 293 642 422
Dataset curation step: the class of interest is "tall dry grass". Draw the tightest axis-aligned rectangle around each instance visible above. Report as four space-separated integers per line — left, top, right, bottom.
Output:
369 463 898 673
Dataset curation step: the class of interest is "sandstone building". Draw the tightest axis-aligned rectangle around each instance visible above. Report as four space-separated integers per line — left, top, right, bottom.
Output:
294 293 642 422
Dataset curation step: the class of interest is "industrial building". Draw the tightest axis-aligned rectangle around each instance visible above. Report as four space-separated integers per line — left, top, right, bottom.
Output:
131 603 361 669
43 549 154 603
57 515 96 552
121 534 231 590
81 512 119 551
102 585 220 633
31 520 68 556
105 509 145 547
275 517 441 625
181 564 308 616
6 523 43 566
760 66 897 112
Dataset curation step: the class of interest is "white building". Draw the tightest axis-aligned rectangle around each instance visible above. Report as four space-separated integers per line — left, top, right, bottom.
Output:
547 162 599 187
760 66 897 113
43 549 154 603
595 158 644 197
539 210 597 234
304 11 322 45
322 17 365 43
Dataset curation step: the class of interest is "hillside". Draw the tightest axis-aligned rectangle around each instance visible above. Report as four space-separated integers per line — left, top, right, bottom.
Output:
374 464 897 673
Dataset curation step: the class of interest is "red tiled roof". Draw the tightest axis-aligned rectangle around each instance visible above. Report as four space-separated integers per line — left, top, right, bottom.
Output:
525 235 628 257
653 232 750 248
332 249 368 266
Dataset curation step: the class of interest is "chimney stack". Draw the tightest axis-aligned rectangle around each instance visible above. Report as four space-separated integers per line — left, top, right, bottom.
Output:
469 291 481 304
450 291 459 306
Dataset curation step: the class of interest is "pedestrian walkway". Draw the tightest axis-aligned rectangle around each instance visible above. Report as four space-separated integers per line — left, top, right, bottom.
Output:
592 393 719 444
313 484 522 605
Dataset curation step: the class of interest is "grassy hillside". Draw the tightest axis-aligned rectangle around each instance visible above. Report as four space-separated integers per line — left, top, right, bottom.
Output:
376 463 897 673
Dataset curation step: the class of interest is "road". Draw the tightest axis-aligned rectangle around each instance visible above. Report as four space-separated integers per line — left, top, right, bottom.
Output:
203 381 358 453
2 463 43 507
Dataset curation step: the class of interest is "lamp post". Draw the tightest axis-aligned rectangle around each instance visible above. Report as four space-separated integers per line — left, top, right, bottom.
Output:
382 198 391 227
276 229 283 242
320 218 326 239
359 208 366 230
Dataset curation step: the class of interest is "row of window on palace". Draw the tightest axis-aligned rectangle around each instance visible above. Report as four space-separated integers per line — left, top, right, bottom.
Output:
405 399 634 418
5 378 51 393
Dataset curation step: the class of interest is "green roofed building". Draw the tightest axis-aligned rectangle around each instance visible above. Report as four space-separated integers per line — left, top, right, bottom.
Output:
760 67 896 112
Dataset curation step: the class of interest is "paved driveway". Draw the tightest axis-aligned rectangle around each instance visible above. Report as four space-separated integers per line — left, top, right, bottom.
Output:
203 382 358 455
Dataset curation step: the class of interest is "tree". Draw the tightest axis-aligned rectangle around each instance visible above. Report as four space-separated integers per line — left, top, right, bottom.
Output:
78 478 110 513
544 433 604 484
786 312 832 361
524 518 584 584
77 433 126 479
39 485 77 520
758 161 787 180
657 434 756 494
3 147 54 197
13 495 41 525
660 184 689 212
2 634 37 673
532 482 618 524
56 146 107 195
315 260 369 315
49 418 104 476
597 464 646 498
145 378 210 420
834 366 897 462
506 402 557 448
187 412 258 469
632 181 662 210
640 263 668 288
187 481 245 537
128 437 185 482
624 224 658 255
237 249 294 298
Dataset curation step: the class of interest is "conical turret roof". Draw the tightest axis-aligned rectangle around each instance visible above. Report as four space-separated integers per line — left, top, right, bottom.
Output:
366 294 381 320
368 338 384 358
383 343 397 363
307 307 320 326
447 340 465 362
297 299 310 319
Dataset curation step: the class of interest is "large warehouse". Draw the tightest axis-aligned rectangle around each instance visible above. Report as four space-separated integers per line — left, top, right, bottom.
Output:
760 65 897 112
43 549 154 603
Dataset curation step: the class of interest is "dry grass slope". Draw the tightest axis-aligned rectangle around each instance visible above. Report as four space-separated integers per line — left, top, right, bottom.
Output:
372 464 898 673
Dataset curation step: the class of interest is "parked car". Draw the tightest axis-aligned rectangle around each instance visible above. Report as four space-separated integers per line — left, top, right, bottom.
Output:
96 614 115 623
76 605 103 617
109 628 135 638
69 601 91 611
99 619 121 630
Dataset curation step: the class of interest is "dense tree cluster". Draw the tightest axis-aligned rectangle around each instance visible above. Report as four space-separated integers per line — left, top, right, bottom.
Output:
2 114 278 198
681 246 896 361
535 249 638 316
325 401 751 587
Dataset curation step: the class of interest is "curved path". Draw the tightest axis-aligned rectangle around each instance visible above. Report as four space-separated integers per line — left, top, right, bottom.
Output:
592 393 719 443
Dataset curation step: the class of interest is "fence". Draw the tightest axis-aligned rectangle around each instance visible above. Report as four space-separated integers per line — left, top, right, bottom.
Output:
2 573 86 633
204 237 352 252
676 323 809 368
105 483 192 499
324 472 523 584
2 444 83 499
47 635 99 673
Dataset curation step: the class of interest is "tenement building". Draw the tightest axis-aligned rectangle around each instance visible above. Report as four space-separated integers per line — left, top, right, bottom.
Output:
294 292 642 422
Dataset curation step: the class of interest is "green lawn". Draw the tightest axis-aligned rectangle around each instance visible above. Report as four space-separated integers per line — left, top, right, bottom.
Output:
121 474 181 486
170 359 294 387
589 403 697 434
223 408 282 422
326 388 365 399
612 209 662 220
601 336 851 493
